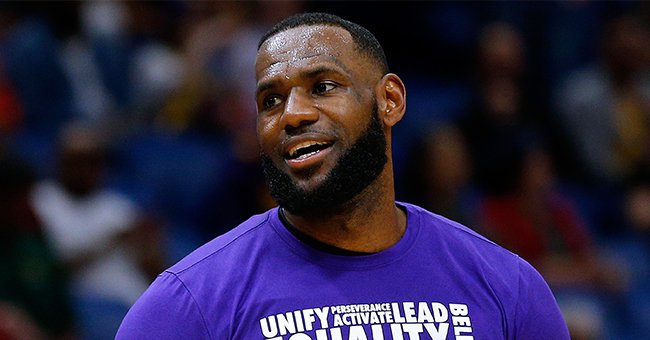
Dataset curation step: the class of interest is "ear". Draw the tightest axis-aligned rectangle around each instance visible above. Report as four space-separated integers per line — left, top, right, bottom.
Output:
376 73 406 127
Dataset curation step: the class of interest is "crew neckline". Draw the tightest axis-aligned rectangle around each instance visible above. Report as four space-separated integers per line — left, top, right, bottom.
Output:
278 206 375 256
269 202 420 271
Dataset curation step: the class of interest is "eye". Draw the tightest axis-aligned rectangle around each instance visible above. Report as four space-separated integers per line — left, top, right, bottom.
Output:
313 82 337 95
263 95 283 109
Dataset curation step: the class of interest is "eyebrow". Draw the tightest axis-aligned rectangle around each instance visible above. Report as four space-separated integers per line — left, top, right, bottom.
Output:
256 57 353 95
303 56 354 80
256 79 279 95
304 65 345 80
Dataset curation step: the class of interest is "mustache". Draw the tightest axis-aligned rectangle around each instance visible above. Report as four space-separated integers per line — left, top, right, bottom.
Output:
282 125 339 138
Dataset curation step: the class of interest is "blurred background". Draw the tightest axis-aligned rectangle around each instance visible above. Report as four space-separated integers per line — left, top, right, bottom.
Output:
0 1 648 339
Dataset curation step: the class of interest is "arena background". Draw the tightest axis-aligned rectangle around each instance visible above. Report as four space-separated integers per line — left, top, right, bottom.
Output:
0 1 648 339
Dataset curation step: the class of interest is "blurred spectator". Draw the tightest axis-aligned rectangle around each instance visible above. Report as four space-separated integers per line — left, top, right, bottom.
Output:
50 1 185 136
459 22 554 195
194 149 276 241
603 168 650 338
122 2 185 120
0 153 76 339
556 12 650 185
59 2 115 124
0 3 77 179
400 125 479 226
474 137 627 339
30 121 164 339
0 3 75 135
158 1 260 135
542 1 605 91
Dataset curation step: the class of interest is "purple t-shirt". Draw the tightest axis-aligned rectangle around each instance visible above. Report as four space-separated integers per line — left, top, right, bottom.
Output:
116 203 569 339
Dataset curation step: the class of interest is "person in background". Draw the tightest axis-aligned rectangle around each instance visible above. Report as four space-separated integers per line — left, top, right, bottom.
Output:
474 136 627 339
460 22 556 197
401 124 479 227
610 168 650 338
30 121 163 339
0 153 76 339
556 12 650 185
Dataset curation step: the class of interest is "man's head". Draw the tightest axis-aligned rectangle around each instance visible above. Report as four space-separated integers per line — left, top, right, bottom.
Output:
258 12 389 76
56 122 107 197
255 12 406 217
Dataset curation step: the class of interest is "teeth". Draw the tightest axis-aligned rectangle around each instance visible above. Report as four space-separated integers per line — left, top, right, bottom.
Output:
296 150 319 160
289 141 328 158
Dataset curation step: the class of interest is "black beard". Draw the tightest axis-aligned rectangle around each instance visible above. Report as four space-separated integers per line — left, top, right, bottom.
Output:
260 106 387 218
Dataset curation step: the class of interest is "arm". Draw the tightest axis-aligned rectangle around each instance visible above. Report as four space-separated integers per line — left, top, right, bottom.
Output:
116 272 211 339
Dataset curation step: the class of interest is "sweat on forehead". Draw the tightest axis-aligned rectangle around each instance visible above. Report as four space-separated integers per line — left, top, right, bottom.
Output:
258 12 389 75
260 25 352 61
255 25 380 91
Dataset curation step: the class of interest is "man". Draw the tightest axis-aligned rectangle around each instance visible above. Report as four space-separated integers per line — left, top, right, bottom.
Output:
32 122 164 337
117 12 569 339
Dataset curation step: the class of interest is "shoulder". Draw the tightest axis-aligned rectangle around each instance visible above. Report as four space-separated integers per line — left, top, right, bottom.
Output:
404 203 569 339
117 209 278 339
406 202 518 263
166 208 276 276
405 202 528 294
116 271 212 339
405 203 529 299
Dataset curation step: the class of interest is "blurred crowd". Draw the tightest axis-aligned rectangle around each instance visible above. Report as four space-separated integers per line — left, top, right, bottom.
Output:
0 1 648 339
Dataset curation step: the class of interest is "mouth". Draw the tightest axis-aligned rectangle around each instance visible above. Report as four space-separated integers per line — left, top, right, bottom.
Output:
286 141 332 160
284 140 334 170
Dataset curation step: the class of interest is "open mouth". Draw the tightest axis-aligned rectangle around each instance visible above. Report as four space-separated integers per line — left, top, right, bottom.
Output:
285 141 333 161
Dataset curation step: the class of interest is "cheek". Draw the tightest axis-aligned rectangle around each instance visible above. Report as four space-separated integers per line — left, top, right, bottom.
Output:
257 116 280 151
343 103 373 138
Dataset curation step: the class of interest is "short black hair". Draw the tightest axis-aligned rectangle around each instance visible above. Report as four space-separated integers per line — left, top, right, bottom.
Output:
258 12 389 75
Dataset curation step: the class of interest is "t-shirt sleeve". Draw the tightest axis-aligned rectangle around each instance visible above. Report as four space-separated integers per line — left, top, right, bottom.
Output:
115 272 211 339
514 258 570 339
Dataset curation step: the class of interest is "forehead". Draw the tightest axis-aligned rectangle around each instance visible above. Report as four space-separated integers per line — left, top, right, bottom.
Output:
256 25 362 81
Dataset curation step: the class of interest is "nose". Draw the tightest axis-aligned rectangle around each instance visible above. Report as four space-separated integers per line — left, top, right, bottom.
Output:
281 88 319 131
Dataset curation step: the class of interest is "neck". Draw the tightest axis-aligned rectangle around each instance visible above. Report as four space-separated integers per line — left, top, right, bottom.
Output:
281 166 407 253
